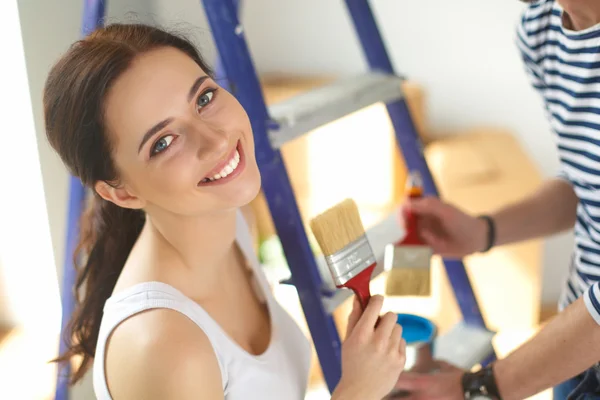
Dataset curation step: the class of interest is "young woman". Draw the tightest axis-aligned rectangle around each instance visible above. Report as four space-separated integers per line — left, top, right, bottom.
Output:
45 23 406 399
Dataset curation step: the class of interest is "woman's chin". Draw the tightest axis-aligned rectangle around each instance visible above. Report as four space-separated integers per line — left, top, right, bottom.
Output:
229 163 261 205
215 174 262 210
236 176 262 206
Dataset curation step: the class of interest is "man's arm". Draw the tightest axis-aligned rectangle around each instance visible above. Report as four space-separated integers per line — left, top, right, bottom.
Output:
489 178 578 247
395 283 600 399
405 178 578 258
494 285 600 399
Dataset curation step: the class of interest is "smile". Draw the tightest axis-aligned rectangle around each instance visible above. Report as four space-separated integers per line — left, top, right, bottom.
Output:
198 140 245 186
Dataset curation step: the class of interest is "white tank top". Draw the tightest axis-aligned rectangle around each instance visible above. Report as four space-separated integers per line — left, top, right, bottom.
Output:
92 211 312 399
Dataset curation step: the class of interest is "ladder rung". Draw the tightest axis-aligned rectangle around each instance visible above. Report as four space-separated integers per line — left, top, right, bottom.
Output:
434 322 496 369
267 72 404 149
319 209 406 313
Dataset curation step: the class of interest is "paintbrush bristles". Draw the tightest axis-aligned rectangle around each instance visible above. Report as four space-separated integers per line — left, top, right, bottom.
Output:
385 268 431 296
310 198 366 257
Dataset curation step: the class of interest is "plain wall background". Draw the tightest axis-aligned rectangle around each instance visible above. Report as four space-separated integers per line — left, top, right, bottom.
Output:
17 0 161 295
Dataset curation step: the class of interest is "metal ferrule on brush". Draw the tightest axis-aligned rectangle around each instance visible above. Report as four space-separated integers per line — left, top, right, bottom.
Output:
325 235 376 286
391 245 433 269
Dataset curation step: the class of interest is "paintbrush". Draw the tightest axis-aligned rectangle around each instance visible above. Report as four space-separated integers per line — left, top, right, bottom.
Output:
385 171 433 297
310 198 377 309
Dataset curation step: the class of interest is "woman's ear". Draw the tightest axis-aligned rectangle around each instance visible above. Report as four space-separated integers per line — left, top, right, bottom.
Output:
94 180 145 210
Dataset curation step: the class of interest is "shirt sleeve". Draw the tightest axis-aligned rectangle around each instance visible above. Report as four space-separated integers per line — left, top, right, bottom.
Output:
516 2 570 182
556 170 572 183
515 12 546 91
584 282 600 325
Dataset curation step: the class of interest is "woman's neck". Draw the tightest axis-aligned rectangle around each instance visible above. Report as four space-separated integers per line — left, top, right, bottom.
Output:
136 208 239 292
561 1 600 31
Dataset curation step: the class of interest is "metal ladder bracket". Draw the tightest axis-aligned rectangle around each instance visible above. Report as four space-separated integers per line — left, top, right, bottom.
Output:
267 72 404 148
434 322 496 370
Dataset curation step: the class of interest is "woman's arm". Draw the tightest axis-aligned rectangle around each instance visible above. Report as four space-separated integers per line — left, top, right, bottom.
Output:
105 309 225 400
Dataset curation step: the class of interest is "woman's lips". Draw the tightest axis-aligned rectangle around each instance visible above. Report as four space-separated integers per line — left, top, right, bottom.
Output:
197 140 245 186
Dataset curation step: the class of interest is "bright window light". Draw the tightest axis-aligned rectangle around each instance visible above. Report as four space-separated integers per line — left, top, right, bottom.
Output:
0 0 61 333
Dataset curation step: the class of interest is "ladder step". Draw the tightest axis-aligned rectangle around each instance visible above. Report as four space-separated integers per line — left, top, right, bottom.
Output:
267 72 404 148
319 209 406 313
433 322 496 370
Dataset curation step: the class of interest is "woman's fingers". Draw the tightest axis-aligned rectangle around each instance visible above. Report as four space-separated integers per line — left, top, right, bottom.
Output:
354 295 384 333
346 296 362 337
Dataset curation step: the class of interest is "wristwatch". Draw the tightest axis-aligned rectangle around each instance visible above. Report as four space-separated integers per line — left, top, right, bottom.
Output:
462 365 502 400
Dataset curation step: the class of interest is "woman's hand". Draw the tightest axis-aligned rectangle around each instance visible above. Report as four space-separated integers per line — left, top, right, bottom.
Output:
401 196 488 258
332 295 406 400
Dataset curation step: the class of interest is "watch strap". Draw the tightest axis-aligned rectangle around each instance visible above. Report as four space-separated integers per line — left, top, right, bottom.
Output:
478 215 496 253
462 365 502 399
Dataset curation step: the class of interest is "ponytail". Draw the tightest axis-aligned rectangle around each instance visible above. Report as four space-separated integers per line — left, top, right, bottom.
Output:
55 194 145 383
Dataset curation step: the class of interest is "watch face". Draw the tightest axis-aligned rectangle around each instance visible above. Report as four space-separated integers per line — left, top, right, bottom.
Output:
469 396 494 400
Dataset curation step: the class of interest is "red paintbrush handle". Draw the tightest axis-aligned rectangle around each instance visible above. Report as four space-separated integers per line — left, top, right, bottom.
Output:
397 193 424 246
344 263 376 310
400 210 422 245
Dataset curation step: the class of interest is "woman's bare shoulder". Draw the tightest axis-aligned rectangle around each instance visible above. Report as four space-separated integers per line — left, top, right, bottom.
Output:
104 308 224 400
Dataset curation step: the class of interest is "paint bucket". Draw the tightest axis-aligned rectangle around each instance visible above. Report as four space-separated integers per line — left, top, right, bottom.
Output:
383 314 438 399
396 313 437 373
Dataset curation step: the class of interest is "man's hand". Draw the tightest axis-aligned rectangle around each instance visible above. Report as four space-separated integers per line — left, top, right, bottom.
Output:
393 361 464 400
400 197 488 258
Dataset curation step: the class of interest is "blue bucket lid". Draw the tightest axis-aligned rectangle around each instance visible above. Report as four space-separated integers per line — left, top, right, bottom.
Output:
396 313 436 344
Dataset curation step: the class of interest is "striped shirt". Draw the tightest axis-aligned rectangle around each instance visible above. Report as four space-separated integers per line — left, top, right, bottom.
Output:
517 0 600 324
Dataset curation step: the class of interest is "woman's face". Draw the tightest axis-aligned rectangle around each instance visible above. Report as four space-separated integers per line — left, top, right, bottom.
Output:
101 46 261 217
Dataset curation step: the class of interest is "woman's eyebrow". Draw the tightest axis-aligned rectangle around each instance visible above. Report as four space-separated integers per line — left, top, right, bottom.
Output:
137 75 210 154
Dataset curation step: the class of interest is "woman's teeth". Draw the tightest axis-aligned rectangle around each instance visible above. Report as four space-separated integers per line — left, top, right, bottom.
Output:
202 150 240 183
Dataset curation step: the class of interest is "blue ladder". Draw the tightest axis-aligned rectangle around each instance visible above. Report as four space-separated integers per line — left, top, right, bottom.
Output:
55 2 105 400
201 0 496 393
56 1 495 398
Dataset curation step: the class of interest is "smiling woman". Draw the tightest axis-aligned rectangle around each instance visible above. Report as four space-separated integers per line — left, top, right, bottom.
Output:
43 23 406 400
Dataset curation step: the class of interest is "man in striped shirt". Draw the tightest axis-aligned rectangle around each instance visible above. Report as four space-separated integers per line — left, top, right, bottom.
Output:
395 0 600 398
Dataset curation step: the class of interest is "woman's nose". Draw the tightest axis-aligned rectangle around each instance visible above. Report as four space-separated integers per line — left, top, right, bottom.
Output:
194 124 231 161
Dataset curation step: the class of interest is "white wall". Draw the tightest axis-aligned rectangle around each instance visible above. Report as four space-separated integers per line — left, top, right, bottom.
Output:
18 0 157 293
17 0 83 298
148 0 217 64
0 0 60 330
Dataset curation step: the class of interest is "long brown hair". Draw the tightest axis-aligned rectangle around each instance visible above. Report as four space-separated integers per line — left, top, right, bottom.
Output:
44 23 214 384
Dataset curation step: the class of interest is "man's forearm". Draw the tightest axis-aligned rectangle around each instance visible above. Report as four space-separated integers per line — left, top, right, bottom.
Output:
494 296 600 400
490 178 578 247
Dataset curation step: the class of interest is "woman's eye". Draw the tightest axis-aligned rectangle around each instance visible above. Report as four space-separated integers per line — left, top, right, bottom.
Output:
196 90 215 111
151 135 174 156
